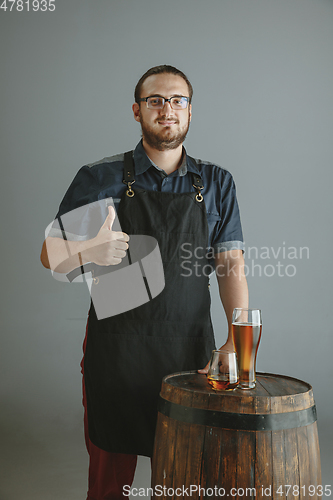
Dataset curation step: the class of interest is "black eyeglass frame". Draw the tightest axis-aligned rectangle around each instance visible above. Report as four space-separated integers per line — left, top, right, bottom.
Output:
136 95 190 109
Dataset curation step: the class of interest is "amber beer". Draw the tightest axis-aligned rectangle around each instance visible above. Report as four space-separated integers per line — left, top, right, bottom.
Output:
207 350 239 391
232 322 262 389
207 377 238 391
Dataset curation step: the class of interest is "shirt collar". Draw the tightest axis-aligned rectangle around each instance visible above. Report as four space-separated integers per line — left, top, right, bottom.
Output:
133 140 200 177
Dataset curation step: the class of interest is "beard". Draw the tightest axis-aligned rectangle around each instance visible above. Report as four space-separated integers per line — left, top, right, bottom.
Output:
139 112 191 151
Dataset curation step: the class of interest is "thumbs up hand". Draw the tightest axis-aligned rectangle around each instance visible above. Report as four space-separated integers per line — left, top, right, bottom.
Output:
88 206 129 266
101 205 117 231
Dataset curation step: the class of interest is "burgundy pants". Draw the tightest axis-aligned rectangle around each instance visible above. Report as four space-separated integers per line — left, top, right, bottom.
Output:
81 323 138 500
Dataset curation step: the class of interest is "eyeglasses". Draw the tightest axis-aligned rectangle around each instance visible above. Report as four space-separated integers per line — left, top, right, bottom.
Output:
137 95 190 110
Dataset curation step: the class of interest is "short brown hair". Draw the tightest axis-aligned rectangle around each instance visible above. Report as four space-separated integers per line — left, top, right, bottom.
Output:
134 65 193 103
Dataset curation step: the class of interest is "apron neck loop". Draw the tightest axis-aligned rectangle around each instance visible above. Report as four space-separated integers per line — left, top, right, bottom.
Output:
123 151 204 202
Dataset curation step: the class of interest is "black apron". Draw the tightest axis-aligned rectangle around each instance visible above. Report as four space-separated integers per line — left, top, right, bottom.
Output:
84 152 216 457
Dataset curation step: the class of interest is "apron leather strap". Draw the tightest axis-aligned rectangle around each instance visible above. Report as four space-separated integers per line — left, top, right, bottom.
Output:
188 157 204 190
123 151 135 183
123 151 136 197
188 157 204 201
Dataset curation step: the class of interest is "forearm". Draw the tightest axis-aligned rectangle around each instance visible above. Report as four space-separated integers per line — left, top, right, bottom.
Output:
198 250 248 373
41 209 129 273
215 250 249 347
40 236 96 273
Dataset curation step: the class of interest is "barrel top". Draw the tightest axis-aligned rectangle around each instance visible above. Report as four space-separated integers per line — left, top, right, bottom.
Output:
160 371 315 414
163 371 312 396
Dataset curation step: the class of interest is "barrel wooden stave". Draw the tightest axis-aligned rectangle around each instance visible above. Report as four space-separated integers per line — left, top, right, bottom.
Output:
271 431 286 499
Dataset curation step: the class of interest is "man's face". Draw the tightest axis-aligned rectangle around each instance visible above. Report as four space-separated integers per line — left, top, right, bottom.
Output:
133 73 192 151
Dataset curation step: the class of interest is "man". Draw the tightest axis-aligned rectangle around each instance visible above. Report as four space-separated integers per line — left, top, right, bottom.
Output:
41 65 248 500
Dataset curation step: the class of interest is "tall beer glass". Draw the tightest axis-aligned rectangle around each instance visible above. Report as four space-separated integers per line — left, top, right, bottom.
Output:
232 308 262 389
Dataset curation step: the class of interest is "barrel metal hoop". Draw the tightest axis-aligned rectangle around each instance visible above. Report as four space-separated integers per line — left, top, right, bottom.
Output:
158 396 317 431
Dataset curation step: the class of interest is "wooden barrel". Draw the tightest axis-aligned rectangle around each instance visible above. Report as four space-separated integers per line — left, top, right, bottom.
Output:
151 372 321 500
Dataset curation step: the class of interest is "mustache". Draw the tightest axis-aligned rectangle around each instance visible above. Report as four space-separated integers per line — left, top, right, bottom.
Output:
156 115 179 124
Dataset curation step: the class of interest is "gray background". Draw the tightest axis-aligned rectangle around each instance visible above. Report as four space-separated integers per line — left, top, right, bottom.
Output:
1 0 332 498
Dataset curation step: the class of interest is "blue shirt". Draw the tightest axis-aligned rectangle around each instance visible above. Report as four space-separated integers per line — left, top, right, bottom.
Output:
50 141 244 256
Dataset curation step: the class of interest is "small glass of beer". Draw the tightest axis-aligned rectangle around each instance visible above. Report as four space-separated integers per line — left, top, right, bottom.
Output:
231 308 262 390
207 350 239 391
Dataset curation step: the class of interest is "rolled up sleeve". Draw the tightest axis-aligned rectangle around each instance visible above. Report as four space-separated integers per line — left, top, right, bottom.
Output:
211 172 244 254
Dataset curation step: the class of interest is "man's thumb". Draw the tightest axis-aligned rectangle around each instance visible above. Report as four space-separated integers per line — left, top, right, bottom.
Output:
102 205 116 230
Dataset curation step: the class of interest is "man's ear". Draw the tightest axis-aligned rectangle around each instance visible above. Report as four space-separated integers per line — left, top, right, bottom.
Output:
132 103 141 123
